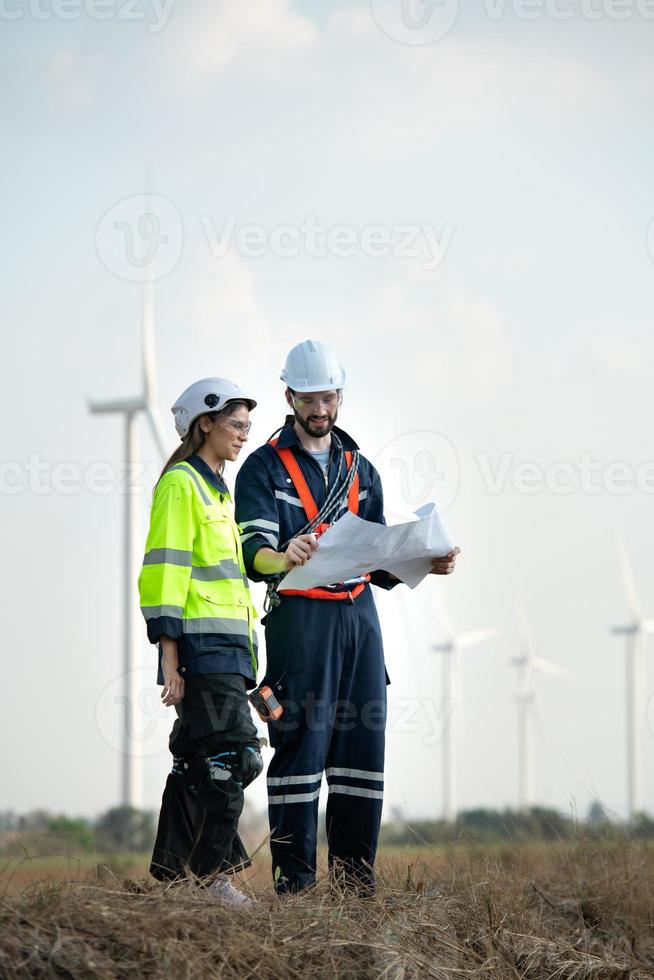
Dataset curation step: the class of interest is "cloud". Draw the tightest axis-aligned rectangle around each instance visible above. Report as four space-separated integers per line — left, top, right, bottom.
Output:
319 15 614 152
381 45 612 137
586 335 647 377
48 49 98 109
189 249 271 344
173 0 317 83
440 289 516 390
343 265 517 405
327 7 377 37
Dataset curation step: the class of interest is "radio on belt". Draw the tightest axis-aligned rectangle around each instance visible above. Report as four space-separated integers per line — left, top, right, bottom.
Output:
249 683 284 722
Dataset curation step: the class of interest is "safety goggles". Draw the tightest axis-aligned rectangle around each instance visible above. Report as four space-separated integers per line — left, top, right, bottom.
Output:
292 392 340 410
217 417 252 436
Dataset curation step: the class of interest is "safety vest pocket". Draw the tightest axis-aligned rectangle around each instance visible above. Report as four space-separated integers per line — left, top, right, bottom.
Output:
196 592 250 635
198 508 241 566
201 591 249 609
200 508 230 525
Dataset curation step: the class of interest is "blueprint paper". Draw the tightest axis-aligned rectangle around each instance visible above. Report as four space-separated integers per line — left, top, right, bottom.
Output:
281 503 453 591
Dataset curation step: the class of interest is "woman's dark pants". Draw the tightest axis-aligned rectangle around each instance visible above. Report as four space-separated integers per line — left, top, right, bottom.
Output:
150 673 258 882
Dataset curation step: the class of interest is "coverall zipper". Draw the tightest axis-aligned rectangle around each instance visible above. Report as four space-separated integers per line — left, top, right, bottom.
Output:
299 445 333 495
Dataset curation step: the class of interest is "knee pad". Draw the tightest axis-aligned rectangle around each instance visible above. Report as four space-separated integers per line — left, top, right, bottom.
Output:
172 753 235 793
237 745 264 788
172 744 263 792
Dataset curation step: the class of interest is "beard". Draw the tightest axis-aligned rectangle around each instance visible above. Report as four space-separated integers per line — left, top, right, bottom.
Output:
294 407 339 438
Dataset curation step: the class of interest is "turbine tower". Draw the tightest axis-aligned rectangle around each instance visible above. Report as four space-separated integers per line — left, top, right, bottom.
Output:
610 539 654 821
89 277 169 808
510 618 569 813
432 593 498 823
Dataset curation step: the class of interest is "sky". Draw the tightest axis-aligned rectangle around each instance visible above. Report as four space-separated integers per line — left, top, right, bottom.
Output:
2 0 654 823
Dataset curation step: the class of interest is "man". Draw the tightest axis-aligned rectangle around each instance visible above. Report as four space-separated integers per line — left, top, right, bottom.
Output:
235 340 460 893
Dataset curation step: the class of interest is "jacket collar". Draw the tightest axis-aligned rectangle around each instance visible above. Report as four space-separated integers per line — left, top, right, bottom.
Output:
187 453 229 495
275 420 360 453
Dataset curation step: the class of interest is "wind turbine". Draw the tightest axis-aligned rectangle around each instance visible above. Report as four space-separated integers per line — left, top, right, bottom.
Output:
89 277 169 808
610 539 654 821
431 593 499 823
510 618 569 813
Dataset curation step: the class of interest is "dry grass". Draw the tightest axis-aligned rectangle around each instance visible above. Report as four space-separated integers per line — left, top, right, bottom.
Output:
1 839 653 978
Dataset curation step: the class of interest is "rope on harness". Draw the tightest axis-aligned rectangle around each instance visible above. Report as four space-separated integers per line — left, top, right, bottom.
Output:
264 449 360 611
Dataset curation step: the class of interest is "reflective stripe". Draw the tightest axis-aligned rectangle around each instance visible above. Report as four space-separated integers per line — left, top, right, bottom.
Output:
143 547 193 566
191 560 242 581
267 772 322 787
141 604 184 620
325 767 384 781
274 490 304 508
358 489 368 501
183 617 250 636
240 518 280 532
241 530 279 547
168 464 211 505
328 785 384 800
268 788 321 805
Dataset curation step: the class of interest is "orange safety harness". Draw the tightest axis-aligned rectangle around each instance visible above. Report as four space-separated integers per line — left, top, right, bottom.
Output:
270 439 369 601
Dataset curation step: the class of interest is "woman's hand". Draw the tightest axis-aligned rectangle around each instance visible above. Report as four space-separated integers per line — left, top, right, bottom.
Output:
160 637 185 707
284 534 319 570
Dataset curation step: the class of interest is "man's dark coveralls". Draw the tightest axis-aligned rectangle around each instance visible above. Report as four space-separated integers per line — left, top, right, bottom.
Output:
235 423 396 892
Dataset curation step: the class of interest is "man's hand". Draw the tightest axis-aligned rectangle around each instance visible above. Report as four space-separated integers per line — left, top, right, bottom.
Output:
161 637 185 707
430 546 461 575
284 533 319 570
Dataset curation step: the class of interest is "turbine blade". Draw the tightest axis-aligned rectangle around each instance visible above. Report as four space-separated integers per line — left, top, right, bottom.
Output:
146 403 170 462
89 396 145 415
458 627 500 651
142 277 156 404
641 620 654 634
516 600 528 638
140 267 170 462
141 167 156 394
618 534 642 624
531 655 570 680
515 600 538 662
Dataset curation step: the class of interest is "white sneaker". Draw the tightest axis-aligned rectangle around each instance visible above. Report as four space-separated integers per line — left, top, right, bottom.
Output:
207 874 254 907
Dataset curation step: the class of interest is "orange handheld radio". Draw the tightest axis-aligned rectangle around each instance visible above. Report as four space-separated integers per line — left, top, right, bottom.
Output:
249 683 284 722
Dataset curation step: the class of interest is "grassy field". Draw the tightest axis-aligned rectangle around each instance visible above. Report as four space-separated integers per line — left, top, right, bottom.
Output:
1 840 653 978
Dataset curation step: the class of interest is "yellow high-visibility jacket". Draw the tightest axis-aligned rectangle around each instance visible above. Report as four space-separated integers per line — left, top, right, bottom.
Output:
138 454 258 686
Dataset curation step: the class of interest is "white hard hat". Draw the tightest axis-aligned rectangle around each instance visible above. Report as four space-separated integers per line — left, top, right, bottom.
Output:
280 339 346 393
171 377 257 439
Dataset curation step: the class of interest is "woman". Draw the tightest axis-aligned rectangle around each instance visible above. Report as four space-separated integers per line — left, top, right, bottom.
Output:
138 377 262 906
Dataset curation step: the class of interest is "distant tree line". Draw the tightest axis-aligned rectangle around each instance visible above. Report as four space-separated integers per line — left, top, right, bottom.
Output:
3 802 654 855
379 804 654 846
0 807 157 855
